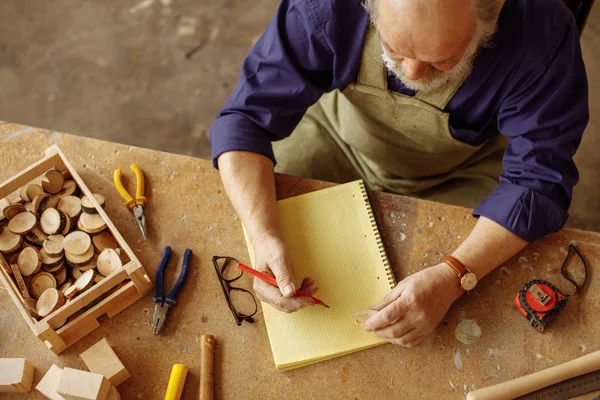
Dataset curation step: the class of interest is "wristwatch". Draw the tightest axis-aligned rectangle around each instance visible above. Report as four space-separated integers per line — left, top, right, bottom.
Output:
442 256 477 293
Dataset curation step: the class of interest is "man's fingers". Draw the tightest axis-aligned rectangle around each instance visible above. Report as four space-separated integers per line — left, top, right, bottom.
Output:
364 296 409 331
373 318 413 340
372 285 404 311
389 331 425 347
254 278 314 312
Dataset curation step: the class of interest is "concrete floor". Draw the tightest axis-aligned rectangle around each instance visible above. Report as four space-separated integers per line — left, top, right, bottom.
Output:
0 0 599 232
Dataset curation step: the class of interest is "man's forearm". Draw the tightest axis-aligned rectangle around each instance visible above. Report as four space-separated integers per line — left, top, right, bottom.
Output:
218 151 280 241
451 216 529 280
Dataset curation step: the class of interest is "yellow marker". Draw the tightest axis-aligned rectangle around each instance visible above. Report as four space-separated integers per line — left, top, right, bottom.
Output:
164 364 189 400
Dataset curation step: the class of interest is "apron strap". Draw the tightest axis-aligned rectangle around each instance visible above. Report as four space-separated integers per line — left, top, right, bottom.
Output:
356 23 387 90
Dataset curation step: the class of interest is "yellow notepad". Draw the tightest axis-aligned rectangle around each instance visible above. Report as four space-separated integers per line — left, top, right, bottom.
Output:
243 180 396 371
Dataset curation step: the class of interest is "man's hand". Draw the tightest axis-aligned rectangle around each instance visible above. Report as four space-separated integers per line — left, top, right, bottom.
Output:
363 263 463 347
218 151 317 313
251 232 317 313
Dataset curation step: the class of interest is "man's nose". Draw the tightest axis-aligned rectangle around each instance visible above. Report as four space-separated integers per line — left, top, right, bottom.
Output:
402 59 430 80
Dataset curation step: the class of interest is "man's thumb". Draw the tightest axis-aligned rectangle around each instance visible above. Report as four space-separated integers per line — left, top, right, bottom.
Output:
272 263 296 297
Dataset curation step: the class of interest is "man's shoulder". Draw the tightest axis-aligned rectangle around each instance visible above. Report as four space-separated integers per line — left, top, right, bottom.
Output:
497 0 577 64
284 0 368 26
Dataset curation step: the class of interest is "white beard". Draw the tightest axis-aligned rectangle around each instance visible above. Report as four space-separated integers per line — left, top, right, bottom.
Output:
381 44 477 92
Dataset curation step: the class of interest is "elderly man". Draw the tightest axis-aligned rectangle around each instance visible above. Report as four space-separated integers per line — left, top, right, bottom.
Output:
210 0 588 346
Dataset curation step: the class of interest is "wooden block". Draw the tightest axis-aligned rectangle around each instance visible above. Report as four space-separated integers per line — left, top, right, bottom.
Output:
36 364 66 400
106 386 121 400
57 368 111 400
79 338 130 387
0 358 35 393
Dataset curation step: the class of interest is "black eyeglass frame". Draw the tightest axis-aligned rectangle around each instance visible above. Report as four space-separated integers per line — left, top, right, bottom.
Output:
212 256 258 326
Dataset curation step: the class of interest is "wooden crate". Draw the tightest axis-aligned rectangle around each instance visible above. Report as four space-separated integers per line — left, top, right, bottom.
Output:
0 145 153 354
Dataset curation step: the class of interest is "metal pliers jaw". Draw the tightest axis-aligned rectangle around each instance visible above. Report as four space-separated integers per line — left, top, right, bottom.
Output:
132 205 147 240
152 246 192 335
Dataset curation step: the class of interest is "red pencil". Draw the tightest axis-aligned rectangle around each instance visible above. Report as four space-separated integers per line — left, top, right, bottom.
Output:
237 263 330 308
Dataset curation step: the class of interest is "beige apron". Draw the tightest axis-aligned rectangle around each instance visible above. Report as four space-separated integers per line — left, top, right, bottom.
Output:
274 24 508 208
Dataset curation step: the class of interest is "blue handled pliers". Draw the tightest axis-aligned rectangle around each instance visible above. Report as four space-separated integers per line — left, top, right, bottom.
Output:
152 246 192 335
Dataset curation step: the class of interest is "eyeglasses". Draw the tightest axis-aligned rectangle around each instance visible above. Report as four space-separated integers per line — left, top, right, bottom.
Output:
212 256 258 326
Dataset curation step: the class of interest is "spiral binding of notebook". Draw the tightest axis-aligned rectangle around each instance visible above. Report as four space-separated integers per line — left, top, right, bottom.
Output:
359 180 396 289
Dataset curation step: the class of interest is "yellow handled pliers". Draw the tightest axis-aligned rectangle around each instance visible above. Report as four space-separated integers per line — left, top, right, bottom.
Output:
113 164 148 240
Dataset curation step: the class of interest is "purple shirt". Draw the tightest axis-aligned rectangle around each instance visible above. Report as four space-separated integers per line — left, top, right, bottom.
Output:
210 0 589 242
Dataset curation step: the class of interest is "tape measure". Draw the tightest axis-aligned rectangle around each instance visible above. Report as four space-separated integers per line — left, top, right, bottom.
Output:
515 244 587 332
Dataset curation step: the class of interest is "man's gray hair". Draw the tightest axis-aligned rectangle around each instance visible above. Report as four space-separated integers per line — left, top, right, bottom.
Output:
364 0 504 47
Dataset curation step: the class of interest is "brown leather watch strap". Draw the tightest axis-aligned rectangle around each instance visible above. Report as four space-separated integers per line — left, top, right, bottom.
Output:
442 256 467 277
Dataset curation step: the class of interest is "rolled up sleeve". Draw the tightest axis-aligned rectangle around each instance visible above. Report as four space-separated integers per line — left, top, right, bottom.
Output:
473 12 589 242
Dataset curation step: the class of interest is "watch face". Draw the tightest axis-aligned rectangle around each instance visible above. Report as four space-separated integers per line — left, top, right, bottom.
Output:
461 273 478 291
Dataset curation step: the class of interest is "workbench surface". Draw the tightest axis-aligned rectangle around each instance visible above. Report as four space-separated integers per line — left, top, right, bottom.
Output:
1 121 599 400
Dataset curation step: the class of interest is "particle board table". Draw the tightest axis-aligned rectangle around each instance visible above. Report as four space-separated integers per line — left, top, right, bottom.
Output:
1 121 599 399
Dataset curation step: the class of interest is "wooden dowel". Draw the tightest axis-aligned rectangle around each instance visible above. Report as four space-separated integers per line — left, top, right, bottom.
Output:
467 350 600 400
199 335 214 400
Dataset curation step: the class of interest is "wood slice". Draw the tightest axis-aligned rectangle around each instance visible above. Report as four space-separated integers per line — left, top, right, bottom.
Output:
63 231 92 256
64 285 79 299
42 170 64 194
53 264 68 285
59 281 72 294
57 196 82 218
39 196 54 216
354 309 379 326
40 208 66 235
36 288 65 317
61 213 72 236
56 180 77 198
72 267 83 280
97 248 123 277
8 212 37 235
43 235 65 257
24 202 34 212
40 248 64 268
65 244 95 266
3 203 27 220
32 193 50 217
92 231 119 253
81 194 105 214
25 227 48 247
74 269 95 292
25 184 44 202
44 260 65 274
7 189 24 205
0 227 23 253
17 247 42 276
45 195 61 210
78 213 107 234
31 272 58 298
0 198 10 221
19 186 31 202
75 257 97 272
